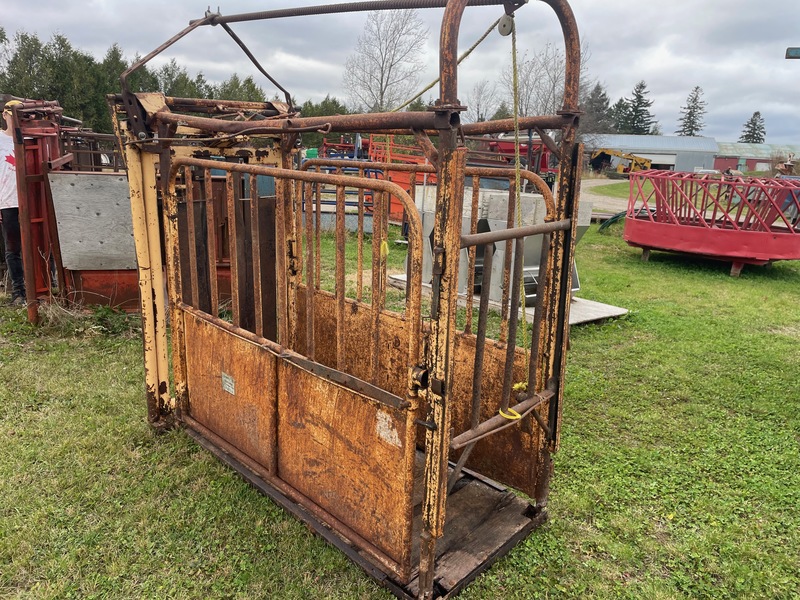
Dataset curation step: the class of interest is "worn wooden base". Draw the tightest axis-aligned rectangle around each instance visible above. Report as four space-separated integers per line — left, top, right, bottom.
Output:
184 424 545 599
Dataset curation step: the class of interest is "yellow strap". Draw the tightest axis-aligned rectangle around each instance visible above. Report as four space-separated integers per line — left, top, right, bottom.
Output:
499 407 522 420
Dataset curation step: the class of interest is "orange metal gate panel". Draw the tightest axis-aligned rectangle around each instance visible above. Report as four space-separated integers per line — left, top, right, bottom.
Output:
184 312 278 471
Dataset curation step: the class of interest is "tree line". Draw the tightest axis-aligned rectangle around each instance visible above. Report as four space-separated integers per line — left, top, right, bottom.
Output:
1 18 768 144
0 28 271 133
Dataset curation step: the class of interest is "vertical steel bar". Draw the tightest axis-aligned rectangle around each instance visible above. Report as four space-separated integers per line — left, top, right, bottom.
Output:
527 233 551 388
304 181 315 359
370 191 384 384
124 145 162 425
164 165 187 416
294 179 304 274
499 180 516 342
315 174 322 290
142 152 171 423
275 168 289 345
283 151 299 350
406 171 418 303
500 237 525 412
464 177 480 333
357 169 365 302
379 191 388 311
250 173 264 337
335 185 346 371
471 242 493 423
203 167 219 317
226 171 240 327
186 168 200 308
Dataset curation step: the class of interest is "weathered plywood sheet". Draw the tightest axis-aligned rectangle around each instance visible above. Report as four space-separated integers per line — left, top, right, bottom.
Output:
185 312 278 471
277 361 413 574
48 172 136 270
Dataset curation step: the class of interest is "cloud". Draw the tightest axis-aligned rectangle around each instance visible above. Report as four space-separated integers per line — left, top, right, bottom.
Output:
2 0 797 142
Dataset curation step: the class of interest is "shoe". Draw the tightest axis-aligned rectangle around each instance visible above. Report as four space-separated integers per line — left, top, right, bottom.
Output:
10 295 25 307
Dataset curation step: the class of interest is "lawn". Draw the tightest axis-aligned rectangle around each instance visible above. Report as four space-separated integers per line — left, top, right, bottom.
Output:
1 223 799 599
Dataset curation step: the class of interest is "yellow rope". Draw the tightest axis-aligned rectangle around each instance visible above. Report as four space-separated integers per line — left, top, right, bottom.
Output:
511 19 530 391
391 17 502 113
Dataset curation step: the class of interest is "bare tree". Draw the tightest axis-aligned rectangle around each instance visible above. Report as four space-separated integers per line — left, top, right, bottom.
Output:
500 41 591 117
464 80 497 124
343 10 428 112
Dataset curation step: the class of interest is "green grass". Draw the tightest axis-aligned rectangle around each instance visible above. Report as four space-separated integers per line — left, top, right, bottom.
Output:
2 224 800 598
589 181 634 199
590 180 659 202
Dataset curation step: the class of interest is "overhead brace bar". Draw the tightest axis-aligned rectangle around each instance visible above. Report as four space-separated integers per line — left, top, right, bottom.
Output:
193 0 510 26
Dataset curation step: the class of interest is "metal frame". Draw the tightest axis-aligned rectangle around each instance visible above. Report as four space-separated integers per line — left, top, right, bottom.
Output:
114 1 583 597
625 170 800 276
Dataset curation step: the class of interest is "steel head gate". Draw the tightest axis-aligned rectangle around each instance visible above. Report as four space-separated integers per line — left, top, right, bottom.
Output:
113 1 583 597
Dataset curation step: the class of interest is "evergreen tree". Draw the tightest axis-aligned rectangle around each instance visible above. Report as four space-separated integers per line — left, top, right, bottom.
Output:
738 111 766 143
299 95 349 148
579 82 614 135
0 31 48 100
675 86 706 136
157 59 211 99
490 101 513 121
625 80 658 135
405 96 429 112
211 74 265 102
609 97 630 133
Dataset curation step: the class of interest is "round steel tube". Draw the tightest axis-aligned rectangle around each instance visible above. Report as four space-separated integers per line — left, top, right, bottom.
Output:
197 0 505 25
460 219 571 249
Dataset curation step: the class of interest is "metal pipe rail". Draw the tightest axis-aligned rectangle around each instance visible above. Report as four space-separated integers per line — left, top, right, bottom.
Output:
302 158 558 219
460 219 570 248
450 388 554 450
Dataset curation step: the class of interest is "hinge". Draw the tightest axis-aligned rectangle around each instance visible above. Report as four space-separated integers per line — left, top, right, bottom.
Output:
430 246 445 319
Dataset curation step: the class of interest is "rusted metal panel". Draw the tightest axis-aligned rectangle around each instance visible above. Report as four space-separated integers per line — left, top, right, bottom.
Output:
293 287 410 399
185 311 278 471
277 359 414 577
65 269 140 310
449 333 549 497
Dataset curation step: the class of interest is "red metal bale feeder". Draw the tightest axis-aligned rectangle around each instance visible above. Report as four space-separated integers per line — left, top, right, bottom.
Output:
624 170 800 276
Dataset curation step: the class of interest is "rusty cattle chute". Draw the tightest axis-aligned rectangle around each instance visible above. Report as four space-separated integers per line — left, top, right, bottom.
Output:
114 1 583 597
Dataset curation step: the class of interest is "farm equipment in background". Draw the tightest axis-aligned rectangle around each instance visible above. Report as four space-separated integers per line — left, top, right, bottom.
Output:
589 148 652 175
3 99 136 324
625 170 800 276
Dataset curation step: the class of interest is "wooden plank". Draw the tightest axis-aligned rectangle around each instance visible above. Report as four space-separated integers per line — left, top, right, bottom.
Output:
277 360 413 573
434 496 536 593
405 478 537 597
48 172 136 270
184 311 278 472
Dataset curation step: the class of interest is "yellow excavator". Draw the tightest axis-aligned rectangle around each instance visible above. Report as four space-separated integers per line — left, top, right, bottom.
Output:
589 148 652 174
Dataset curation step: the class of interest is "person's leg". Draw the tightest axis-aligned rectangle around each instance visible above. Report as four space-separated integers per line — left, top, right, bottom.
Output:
0 208 25 300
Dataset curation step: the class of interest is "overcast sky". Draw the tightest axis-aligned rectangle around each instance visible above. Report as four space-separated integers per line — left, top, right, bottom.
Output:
2 0 798 144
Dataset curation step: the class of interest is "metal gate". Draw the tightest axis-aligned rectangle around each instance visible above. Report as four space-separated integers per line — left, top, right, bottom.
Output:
115 0 583 597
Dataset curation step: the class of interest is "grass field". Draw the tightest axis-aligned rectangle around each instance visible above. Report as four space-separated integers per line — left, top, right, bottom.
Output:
1 223 799 599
